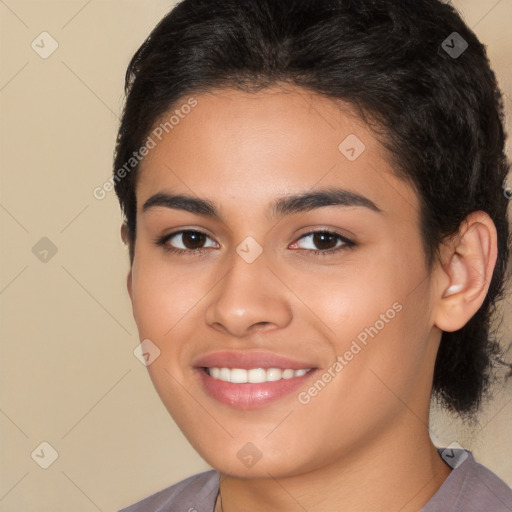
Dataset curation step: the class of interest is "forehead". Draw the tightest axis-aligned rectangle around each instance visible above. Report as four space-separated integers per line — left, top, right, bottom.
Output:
136 85 419 220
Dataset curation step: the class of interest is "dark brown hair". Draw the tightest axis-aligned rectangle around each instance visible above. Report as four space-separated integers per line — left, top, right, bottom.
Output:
113 0 511 416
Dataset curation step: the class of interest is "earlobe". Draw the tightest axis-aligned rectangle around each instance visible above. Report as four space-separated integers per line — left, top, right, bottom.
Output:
127 270 133 300
121 223 130 245
434 211 498 332
121 223 134 300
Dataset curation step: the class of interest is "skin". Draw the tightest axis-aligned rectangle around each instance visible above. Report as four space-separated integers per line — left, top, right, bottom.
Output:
123 84 497 512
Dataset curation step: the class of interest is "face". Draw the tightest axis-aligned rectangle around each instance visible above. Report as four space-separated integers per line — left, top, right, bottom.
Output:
127 85 443 478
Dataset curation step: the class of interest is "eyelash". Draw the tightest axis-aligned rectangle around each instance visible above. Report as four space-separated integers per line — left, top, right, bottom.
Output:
155 229 356 257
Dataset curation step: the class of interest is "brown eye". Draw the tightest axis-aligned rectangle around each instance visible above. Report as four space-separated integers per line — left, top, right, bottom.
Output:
291 230 355 256
180 231 207 249
157 230 218 254
311 232 339 250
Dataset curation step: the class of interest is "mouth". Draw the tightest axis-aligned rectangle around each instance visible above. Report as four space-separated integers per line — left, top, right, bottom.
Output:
193 351 317 409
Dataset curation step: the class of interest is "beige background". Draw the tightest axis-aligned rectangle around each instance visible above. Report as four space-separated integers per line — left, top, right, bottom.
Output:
0 1 511 511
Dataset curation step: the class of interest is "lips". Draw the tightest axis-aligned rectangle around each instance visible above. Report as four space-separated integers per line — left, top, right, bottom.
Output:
193 351 317 409
194 350 315 370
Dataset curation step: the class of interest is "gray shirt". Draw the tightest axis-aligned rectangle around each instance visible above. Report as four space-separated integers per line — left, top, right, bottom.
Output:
118 449 512 511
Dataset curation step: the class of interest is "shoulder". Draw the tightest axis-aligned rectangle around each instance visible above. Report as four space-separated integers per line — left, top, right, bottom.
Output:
422 449 512 512
118 469 219 512
460 457 512 511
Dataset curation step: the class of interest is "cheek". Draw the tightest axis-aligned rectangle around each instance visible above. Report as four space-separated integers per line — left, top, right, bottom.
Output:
287 254 412 340
293 251 432 391
130 254 207 340
129 259 210 423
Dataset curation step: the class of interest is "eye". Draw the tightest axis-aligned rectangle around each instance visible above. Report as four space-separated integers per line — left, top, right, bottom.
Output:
290 230 355 256
155 229 355 257
155 230 218 255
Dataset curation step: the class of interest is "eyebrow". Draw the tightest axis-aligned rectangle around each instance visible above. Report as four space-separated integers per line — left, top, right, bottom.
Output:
142 187 382 220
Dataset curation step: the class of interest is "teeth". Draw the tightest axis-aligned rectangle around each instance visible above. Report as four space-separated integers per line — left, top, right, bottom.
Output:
248 368 267 383
266 368 282 381
206 367 312 383
230 368 248 383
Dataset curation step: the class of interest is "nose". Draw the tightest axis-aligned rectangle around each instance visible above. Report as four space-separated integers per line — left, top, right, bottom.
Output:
204 250 293 338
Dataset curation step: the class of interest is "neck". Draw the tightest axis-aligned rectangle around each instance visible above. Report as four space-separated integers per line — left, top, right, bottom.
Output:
215 420 451 512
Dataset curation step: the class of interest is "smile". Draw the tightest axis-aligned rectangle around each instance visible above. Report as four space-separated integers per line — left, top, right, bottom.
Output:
193 351 318 409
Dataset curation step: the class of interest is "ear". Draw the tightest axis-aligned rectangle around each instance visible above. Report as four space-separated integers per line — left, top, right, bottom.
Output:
433 211 498 332
126 269 133 301
121 223 133 300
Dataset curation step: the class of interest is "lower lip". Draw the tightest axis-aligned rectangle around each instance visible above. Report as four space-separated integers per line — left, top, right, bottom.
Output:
196 369 316 409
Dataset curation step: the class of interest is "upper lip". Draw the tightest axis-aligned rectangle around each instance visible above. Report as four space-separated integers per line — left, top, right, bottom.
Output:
193 350 316 370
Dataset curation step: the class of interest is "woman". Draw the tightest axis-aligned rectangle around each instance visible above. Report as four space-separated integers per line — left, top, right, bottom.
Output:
114 0 512 510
